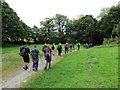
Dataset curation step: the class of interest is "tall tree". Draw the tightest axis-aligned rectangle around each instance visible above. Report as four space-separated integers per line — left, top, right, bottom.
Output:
40 18 54 42
97 7 110 19
98 5 120 39
53 14 69 43
2 2 31 45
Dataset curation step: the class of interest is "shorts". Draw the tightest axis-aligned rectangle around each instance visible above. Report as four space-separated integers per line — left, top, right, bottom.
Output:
45 57 51 62
23 55 30 63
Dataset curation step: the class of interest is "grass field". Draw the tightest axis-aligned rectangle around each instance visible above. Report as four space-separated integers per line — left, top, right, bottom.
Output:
21 45 118 88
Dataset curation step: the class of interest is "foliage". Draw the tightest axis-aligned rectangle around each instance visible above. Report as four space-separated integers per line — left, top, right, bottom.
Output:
103 36 119 45
2 2 30 44
98 5 120 39
112 22 119 38
97 7 110 19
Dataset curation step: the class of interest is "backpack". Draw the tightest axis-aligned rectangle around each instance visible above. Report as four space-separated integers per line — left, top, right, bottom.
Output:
57 45 62 50
51 45 55 50
42 45 47 53
45 48 51 58
19 46 26 56
31 50 38 59
77 43 80 47
70 44 72 48
65 44 68 49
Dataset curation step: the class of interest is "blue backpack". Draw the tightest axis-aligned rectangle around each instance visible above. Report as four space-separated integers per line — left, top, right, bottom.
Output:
45 48 51 58
31 50 38 59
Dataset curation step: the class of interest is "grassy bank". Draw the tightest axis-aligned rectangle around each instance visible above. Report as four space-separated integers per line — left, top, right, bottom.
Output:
21 45 118 88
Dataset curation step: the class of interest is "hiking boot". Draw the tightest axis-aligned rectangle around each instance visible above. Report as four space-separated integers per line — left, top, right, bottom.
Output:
26 65 28 70
23 67 27 70
33 68 35 71
36 68 38 71
23 65 28 70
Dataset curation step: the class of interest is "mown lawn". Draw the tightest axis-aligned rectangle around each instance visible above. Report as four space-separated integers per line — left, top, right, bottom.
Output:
21 45 118 88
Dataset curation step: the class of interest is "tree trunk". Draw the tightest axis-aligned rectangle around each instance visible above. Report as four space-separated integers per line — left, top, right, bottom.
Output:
21 38 24 45
34 38 37 44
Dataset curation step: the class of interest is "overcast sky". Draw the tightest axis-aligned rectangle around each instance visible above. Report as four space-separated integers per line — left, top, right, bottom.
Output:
5 0 119 28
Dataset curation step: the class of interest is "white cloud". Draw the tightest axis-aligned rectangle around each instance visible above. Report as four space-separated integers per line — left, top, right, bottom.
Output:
5 0 119 28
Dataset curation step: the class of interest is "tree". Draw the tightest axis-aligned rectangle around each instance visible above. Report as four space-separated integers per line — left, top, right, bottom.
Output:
2 2 31 45
53 14 69 43
112 22 119 38
68 15 97 44
97 7 110 19
98 5 120 39
40 18 54 43
31 26 40 43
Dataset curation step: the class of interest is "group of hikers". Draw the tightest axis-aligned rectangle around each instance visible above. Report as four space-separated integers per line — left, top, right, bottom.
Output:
19 42 82 72
84 43 93 48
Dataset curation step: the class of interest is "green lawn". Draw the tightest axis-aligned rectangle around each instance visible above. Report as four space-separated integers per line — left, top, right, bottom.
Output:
21 45 118 88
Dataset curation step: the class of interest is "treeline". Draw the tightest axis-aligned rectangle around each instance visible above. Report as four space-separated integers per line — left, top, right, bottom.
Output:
2 2 120 45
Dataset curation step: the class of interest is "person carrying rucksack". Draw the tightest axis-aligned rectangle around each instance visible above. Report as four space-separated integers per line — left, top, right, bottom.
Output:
44 44 52 70
30 45 40 71
73 43 75 50
77 42 81 50
19 43 30 70
69 43 73 52
65 43 69 54
42 43 47 57
51 43 55 56
57 43 62 56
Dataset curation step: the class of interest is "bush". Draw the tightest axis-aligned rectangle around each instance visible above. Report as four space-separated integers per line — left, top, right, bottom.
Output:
103 36 118 45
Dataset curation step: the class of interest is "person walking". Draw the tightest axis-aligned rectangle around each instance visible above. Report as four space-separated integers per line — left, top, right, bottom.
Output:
77 42 81 50
30 45 40 71
51 43 55 56
44 44 52 70
65 43 69 54
19 43 30 70
57 43 62 56
42 43 47 57
69 43 73 52
73 43 75 50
